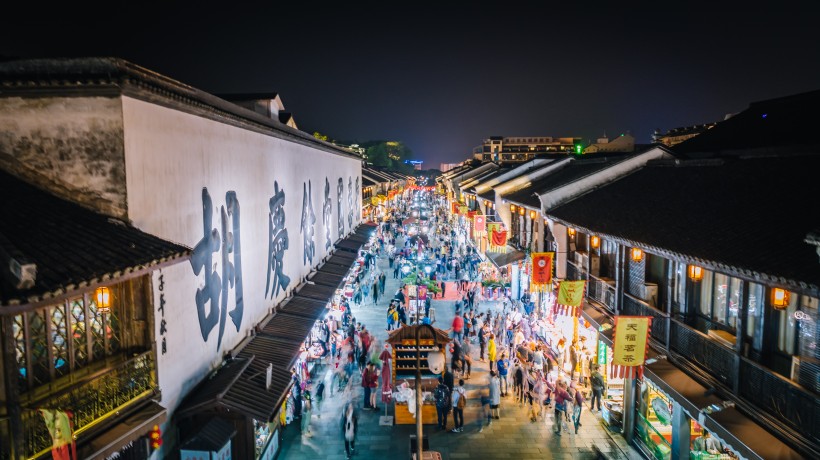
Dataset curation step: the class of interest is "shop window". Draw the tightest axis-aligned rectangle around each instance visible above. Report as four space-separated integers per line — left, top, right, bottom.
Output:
777 293 819 357
671 261 686 314
636 381 673 460
699 270 714 318
746 283 764 350
776 292 799 354
712 273 728 324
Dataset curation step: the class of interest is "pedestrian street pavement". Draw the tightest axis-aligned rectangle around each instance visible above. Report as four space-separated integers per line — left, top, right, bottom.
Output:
278 238 644 460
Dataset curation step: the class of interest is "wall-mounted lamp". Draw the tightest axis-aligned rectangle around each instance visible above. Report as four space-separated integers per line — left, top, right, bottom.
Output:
771 288 790 310
95 286 111 313
529 210 537 220
519 207 525 216
688 265 703 282
590 235 600 249
631 247 644 262
567 228 576 237
510 204 516 212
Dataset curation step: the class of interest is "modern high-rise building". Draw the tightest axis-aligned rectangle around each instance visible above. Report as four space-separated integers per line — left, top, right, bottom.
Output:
472 135 581 162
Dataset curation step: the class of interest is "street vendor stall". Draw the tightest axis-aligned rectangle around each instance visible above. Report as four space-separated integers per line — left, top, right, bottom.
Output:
387 325 450 425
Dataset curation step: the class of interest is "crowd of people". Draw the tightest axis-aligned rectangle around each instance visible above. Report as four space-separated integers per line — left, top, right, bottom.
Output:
284 189 609 459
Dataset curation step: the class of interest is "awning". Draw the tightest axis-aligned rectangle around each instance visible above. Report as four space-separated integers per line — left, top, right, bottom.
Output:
484 248 527 268
644 356 803 460
308 271 346 288
79 401 167 459
278 295 328 319
334 223 375 253
295 282 338 302
180 417 236 454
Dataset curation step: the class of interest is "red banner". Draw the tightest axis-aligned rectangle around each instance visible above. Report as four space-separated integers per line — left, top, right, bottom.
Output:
467 210 476 219
451 202 459 214
474 215 486 233
491 228 507 247
530 252 554 292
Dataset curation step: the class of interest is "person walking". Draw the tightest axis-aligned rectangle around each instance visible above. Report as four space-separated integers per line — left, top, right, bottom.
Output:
315 379 325 418
461 337 473 378
487 333 497 372
572 382 585 434
489 370 501 419
590 365 605 412
434 376 452 430
451 379 466 433
341 401 358 460
361 362 377 410
553 381 572 436
497 352 510 396
301 388 313 437
372 280 379 305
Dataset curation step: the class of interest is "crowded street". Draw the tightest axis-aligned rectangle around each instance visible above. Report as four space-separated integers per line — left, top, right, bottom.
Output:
277 188 639 460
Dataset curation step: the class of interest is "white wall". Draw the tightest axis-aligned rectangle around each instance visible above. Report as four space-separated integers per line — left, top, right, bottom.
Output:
121 97 361 414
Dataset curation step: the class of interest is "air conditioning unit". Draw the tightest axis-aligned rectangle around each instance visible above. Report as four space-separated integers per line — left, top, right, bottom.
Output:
589 253 600 276
574 251 587 267
644 282 659 307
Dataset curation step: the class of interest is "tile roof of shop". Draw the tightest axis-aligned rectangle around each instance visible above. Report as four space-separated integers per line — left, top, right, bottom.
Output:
547 154 820 290
0 168 191 308
502 154 635 209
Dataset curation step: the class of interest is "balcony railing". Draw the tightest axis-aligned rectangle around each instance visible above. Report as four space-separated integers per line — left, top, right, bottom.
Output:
588 273 617 312
566 260 582 281
622 294 668 345
739 357 820 449
669 319 736 389
18 351 156 458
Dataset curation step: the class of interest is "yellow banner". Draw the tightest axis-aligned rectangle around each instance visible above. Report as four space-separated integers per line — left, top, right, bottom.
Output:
556 280 585 306
458 205 469 215
612 316 650 367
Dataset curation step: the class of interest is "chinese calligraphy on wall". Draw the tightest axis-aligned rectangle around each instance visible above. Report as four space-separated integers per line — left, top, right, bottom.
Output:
266 181 290 299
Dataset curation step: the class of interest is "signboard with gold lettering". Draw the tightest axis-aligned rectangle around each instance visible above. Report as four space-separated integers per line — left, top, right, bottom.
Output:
611 316 652 379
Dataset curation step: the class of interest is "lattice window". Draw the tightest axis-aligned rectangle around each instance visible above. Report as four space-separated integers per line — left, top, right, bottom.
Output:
50 304 69 378
28 311 48 388
88 296 106 361
13 314 26 389
71 298 88 368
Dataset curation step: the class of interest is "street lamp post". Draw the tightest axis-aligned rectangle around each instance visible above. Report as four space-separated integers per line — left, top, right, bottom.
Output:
414 324 444 460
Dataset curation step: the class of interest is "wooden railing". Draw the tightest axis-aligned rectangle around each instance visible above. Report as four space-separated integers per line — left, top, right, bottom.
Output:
16 351 157 458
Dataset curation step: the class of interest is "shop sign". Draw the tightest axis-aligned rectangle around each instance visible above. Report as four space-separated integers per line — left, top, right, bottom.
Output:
530 252 554 292
157 272 168 354
597 340 608 365
611 316 652 378
259 429 279 460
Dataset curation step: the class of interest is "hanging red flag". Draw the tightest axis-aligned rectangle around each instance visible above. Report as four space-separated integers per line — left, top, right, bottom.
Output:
530 252 555 292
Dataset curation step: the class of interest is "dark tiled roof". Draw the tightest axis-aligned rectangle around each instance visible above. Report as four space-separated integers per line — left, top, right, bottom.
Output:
673 89 820 158
503 155 633 208
0 169 190 307
478 190 495 201
362 176 377 187
548 155 820 290
179 417 236 452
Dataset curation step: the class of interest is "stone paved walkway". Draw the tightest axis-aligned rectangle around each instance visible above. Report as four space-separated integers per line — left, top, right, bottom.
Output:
278 235 643 460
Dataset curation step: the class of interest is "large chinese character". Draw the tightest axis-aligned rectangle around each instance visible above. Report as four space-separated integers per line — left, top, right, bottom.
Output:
266 181 291 299
301 180 316 265
347 176 354 229
323 177 332 249
191 188 221 342
337 177 345 237
223 191 244 334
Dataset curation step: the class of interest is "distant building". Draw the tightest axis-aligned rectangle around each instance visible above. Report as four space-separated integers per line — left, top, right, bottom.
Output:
583 133 635 153
652 117 733 147
215 92 299 129
439 162 460 172
472 135 580 162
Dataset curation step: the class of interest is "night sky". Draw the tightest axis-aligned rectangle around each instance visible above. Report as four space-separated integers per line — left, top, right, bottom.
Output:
2 2 818 166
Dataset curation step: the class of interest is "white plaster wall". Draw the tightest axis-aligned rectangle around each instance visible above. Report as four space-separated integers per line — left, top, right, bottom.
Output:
121 97 361 415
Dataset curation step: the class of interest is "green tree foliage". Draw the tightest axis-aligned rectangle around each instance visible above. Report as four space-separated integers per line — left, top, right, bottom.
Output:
313 131 329 141
364 141 415 174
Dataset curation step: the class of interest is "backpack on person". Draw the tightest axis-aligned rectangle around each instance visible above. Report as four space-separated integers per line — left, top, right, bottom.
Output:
434 385 450 408
456 389 466 409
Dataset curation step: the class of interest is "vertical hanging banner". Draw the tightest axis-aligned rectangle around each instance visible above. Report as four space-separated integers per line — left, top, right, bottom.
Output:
530 252 555 292
487 222 508 253
473 215 486 235
556 280 586 316
611 316 652 379
458 205 469 215
451 201 459 214
40 409 78 460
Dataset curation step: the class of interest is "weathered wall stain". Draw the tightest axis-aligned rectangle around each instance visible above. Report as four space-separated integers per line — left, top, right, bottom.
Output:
0 97 127 219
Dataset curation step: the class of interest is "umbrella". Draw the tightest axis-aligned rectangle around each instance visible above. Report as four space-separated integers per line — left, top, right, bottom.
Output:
380 345 393 405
